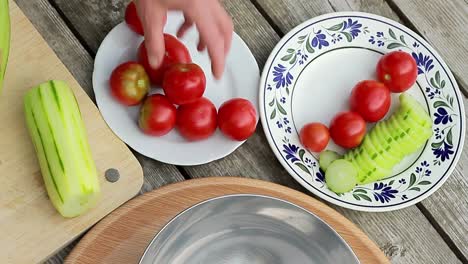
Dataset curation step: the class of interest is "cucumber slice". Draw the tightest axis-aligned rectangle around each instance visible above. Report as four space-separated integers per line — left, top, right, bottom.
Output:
325 159 358 193
363 133 399 169
368 124 400 165
399 93 432 128
393 111 432 145
346 147 391 184
374 122 405 158
319 150 342 172
359 146 392 184
386 116 419 154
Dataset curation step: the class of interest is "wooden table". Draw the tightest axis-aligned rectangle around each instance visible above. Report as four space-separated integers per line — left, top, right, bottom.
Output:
13 0 466 263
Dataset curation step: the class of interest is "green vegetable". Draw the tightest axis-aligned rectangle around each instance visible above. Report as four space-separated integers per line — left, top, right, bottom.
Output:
325 159 357 193
24 80 100 217
319 150 341 171
345 93 432 184
0 0 10 93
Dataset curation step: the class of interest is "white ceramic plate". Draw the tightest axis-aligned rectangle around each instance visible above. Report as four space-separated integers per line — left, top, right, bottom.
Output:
93 12 259 165
259 12 465 211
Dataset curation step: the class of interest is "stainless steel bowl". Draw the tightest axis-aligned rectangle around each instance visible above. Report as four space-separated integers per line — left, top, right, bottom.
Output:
139 194 359 264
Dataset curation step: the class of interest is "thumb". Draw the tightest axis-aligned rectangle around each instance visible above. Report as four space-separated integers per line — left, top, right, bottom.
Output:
136 0 166 68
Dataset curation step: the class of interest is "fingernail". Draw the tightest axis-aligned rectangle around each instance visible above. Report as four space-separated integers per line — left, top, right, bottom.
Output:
149 55 159 68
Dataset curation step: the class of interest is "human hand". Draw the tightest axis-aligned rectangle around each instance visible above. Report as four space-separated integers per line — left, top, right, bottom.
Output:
135 0 233 79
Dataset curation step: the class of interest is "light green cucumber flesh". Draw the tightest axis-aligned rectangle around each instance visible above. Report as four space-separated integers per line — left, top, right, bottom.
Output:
24 81 100 217
345 147 391 184
319 150 342 172
0 0 10 93
373 122 405 159
393 110 432 144
399 93 432 128
361 135 398 170
368 124 400 166
386 116 420 154
325 159 358 193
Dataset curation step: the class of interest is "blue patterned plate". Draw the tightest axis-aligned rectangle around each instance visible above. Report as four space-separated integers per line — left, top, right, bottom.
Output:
259 12 465 211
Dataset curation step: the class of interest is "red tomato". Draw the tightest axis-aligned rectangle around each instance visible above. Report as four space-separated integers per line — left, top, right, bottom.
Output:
138 35 191 85
329 111 366 148
218 98 257 141
125 2 144 35
125 2 167 36
110 61 149 106
163 63 206 105
176 97 217 141
377 51 417 93
350 80 391 122
300 123 330 152
138 94 176 136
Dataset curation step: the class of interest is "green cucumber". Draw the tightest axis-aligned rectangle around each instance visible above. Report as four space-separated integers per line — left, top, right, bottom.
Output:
361 134 398 169
399 93 432 128
345 147 391 184
325 159 357 193
385 116 418 155
373 122 405 159
24 80 100 217
368 124 400 165
319 150 342 172
393 110 432 145
0 0 11 93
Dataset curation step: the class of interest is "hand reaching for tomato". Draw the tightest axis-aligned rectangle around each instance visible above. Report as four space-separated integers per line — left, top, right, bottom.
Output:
134 0 233 80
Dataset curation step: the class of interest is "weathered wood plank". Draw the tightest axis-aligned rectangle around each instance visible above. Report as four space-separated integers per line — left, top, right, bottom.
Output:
255 0 468 259
388 0 468 94
14 1 185 262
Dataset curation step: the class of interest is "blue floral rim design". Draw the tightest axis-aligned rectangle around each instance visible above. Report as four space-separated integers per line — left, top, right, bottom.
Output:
260 13 464 210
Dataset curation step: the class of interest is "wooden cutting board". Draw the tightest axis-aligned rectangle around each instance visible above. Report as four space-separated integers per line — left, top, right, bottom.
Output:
66 177 389 264
0 2 143 263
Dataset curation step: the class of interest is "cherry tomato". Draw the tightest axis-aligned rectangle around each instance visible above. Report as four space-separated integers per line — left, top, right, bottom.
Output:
110 61 149 106
300 123 330 152
125 2 167 36
163 63 206 105
138 94 176 136
350 80 391 122
176 97 217 141
377 51 417 93
138 35 191 85
329 111 366 148
218 98 257 141
125 2 144 35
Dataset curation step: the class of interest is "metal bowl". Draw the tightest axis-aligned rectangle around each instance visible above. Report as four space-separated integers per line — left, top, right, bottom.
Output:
139 194 359 264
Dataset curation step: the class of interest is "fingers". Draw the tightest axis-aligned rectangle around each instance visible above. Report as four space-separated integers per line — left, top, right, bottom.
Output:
176 14 193 38
136 0 167 68
197 38 206 52
215 5 233 56
195 15 225 79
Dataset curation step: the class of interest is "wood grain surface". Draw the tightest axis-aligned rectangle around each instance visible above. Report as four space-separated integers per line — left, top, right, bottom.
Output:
0 3 143 263
65 177 389 264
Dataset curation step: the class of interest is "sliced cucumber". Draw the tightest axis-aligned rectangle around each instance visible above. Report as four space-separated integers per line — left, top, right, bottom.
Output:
361 135 397 170
373 122 405 159
386 116 419 154
345 147 391 184
319 150 342 172
399 93 432 128
325 159 358 193
393 111 432 145
368 124 400 166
